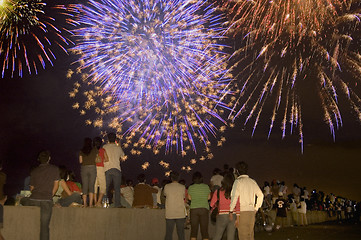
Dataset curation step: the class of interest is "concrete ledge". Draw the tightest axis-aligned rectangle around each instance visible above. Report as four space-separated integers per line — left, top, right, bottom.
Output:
2 206 337 240
3 206 40 240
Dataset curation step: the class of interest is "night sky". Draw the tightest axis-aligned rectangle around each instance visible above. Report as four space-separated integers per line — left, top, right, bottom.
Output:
0 0 361 202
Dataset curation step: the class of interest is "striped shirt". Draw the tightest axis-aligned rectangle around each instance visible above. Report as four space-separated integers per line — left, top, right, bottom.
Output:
188 183 210 210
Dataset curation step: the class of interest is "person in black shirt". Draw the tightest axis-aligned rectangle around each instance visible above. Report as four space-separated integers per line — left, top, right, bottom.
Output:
21 150 59 240
275 192 288 230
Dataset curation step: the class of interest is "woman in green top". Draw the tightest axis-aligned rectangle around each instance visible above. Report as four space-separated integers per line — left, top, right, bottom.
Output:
187 171 211 240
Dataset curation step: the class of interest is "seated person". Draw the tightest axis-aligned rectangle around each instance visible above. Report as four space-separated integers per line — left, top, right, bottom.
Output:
53 167 82 207
133 174 158 208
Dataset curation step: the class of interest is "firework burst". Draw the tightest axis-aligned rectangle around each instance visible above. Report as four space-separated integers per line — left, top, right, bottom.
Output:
0 0 73 78
68 0 232 158
220 0 361 151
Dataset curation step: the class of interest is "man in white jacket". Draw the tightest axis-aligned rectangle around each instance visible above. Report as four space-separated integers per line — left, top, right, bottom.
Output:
229 161 263 240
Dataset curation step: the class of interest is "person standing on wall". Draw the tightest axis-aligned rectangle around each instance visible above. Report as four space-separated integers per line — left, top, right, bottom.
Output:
103 132 125 208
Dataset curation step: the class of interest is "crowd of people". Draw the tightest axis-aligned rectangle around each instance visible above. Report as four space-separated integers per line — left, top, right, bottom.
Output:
0 134 359 240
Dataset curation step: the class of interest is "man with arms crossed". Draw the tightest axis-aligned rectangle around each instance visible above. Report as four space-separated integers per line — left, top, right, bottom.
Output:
229 161 263 240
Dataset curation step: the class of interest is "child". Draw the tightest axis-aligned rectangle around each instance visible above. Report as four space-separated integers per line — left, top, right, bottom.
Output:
275 192 288 229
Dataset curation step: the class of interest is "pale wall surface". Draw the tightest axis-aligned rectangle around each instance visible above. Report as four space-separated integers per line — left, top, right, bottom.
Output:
2 206 336 240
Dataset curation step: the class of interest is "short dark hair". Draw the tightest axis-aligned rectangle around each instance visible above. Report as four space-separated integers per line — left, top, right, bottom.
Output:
126 179 133 186
170 171 179 182
38 150 51 164
137 174 146 183
213 168 221 175
107 132 117 143
235 161 248 175
192 171 203 184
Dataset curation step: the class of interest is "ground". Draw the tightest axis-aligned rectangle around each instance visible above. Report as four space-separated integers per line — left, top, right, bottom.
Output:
254 221 361 240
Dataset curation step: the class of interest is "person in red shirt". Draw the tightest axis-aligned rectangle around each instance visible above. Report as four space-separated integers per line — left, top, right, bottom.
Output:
93 137 109 207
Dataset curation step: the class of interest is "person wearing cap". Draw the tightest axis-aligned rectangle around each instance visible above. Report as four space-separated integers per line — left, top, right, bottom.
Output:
274 192 288 230
229 161 263 240
21 150 60 240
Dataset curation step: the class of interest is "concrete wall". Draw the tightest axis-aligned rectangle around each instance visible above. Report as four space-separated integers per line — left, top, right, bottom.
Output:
2 206 336 240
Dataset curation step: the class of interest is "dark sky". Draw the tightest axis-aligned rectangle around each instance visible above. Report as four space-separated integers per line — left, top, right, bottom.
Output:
0 1 361 202
1 55 361 201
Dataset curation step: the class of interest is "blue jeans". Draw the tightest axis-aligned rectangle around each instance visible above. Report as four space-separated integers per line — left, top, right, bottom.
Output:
105 168 122 207
21 198 53 240
165 218 185 240
213 214 237 240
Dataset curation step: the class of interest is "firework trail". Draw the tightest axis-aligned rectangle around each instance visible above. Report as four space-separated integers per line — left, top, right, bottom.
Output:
220 0 361 151
68 0 232 158
0 0 73 78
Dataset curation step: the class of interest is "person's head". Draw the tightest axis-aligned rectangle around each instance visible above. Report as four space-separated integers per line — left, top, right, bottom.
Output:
170 171 180 182
137 174 146 183
221 173 235 199
223 164 229 171
126 179 133 186
235 161 248 175
278 192 283 198
264 181 270 187
192 171 203 184
93 136 103 149
162 179 171 187
107 132 117 143
67 171 76 181
38 150 51 164
58 165 67 180
213 168 221 175
81 137 93 155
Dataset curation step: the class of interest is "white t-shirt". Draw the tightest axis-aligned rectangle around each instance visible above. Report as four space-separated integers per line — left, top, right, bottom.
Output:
163 182 186 219
103 143 124 172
